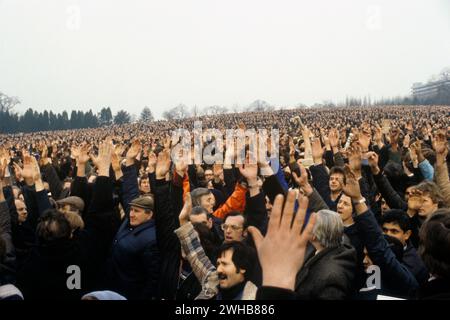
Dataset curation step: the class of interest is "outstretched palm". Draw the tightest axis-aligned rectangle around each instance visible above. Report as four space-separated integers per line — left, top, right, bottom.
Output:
248 191 316 290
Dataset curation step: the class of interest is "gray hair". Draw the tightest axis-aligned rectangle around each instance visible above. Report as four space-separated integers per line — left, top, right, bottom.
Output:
190 188 211 207
312 210 344 248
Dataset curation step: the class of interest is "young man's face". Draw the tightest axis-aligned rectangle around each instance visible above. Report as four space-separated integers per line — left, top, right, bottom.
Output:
336 194 353 225
223 215 245 243
382 222 411 246
418 194 438 218
139 178 151 194
129 206 152 227
329 173 344 192
189 213 213 229
217 249 246 289
200 193 215 214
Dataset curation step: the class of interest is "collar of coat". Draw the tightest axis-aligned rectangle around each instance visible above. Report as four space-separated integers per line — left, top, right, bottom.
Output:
118 218 155 237
195 281 257 300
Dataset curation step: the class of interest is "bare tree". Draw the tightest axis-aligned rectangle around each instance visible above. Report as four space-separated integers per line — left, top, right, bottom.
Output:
0 91 20 112
203 105 228 115
247 99 274 112
191 105 199 117
295 103 308 109
162 104 191 120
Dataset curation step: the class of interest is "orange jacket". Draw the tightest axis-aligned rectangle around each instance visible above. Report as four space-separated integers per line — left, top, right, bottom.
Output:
180 171 247 219
212 183 247 220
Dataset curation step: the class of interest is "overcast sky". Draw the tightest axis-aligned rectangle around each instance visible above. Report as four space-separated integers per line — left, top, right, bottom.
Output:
1 0 449 118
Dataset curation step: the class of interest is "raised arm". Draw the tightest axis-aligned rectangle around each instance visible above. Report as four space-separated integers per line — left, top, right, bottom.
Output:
433 132 450 207
176 200 219 300
341 166 419 295
367 152 408 211
119 140 141 217
239 161 268 235
154 148 181 299
0 159 17 281
292 161 329 212
87 139 114 215
70 144 91 213
212 182 247 220
39 144 65 200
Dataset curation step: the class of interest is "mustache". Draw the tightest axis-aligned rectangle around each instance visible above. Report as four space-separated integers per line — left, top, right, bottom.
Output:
218 273 227 280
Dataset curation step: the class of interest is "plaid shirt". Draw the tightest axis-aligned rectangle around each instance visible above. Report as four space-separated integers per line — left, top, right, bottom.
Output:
175 222 219 299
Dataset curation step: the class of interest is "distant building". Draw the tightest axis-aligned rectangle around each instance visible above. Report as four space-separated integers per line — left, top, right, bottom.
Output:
412 68 450 102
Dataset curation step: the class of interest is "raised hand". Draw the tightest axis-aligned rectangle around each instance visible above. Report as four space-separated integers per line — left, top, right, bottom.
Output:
163 136 171 150
366 151 380 175
341 165 362 201
292 160 313 196
155 149 171 180
12 162 23 182
92 139 113 177
311 137 324 165
224 141 235 169
174 149 188 177
406 121 414 133
403 134 411 149
347 144 362 177
432 132 448 166
0 158 7 180
147 152 157 174
111 151 122 173
328 128 340 149
0 147 10 175
30 156 42 183
71 145 81 160
179 192 192 226
410 140 424 163
289 136 296 160
115 144 127 158
389 128 400 147
238 160 258 185
302 125 312 141
358 128 371 152
78 144 91 165
126 140 142 166
248 190 316 290
21 155 35 184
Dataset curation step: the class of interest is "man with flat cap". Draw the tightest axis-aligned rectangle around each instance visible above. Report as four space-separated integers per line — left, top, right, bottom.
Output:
107 195 161 300
56 196 85 232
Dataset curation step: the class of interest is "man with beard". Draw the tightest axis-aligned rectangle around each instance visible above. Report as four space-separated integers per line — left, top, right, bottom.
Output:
176 211 258 300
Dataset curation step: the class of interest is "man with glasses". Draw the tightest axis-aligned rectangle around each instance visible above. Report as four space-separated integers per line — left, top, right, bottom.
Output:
221 212 246 243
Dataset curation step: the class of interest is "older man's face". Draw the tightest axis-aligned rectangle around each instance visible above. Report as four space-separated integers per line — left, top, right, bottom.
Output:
129 206 152 227
15 199 28 223
200 193 215 214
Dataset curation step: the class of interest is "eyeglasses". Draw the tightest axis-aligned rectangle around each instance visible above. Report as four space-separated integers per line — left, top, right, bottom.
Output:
221 224 243 231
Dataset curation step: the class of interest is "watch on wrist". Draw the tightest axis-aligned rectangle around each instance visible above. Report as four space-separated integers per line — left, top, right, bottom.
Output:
352 197 366 205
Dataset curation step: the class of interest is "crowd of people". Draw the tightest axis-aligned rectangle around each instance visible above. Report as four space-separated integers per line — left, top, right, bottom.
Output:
0 104 449 300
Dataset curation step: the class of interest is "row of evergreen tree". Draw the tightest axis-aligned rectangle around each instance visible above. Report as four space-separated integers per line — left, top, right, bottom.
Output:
0 107 154 134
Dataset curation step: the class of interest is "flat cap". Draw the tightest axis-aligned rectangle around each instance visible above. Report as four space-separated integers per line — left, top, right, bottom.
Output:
129 196 154 211
56 196 85 212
